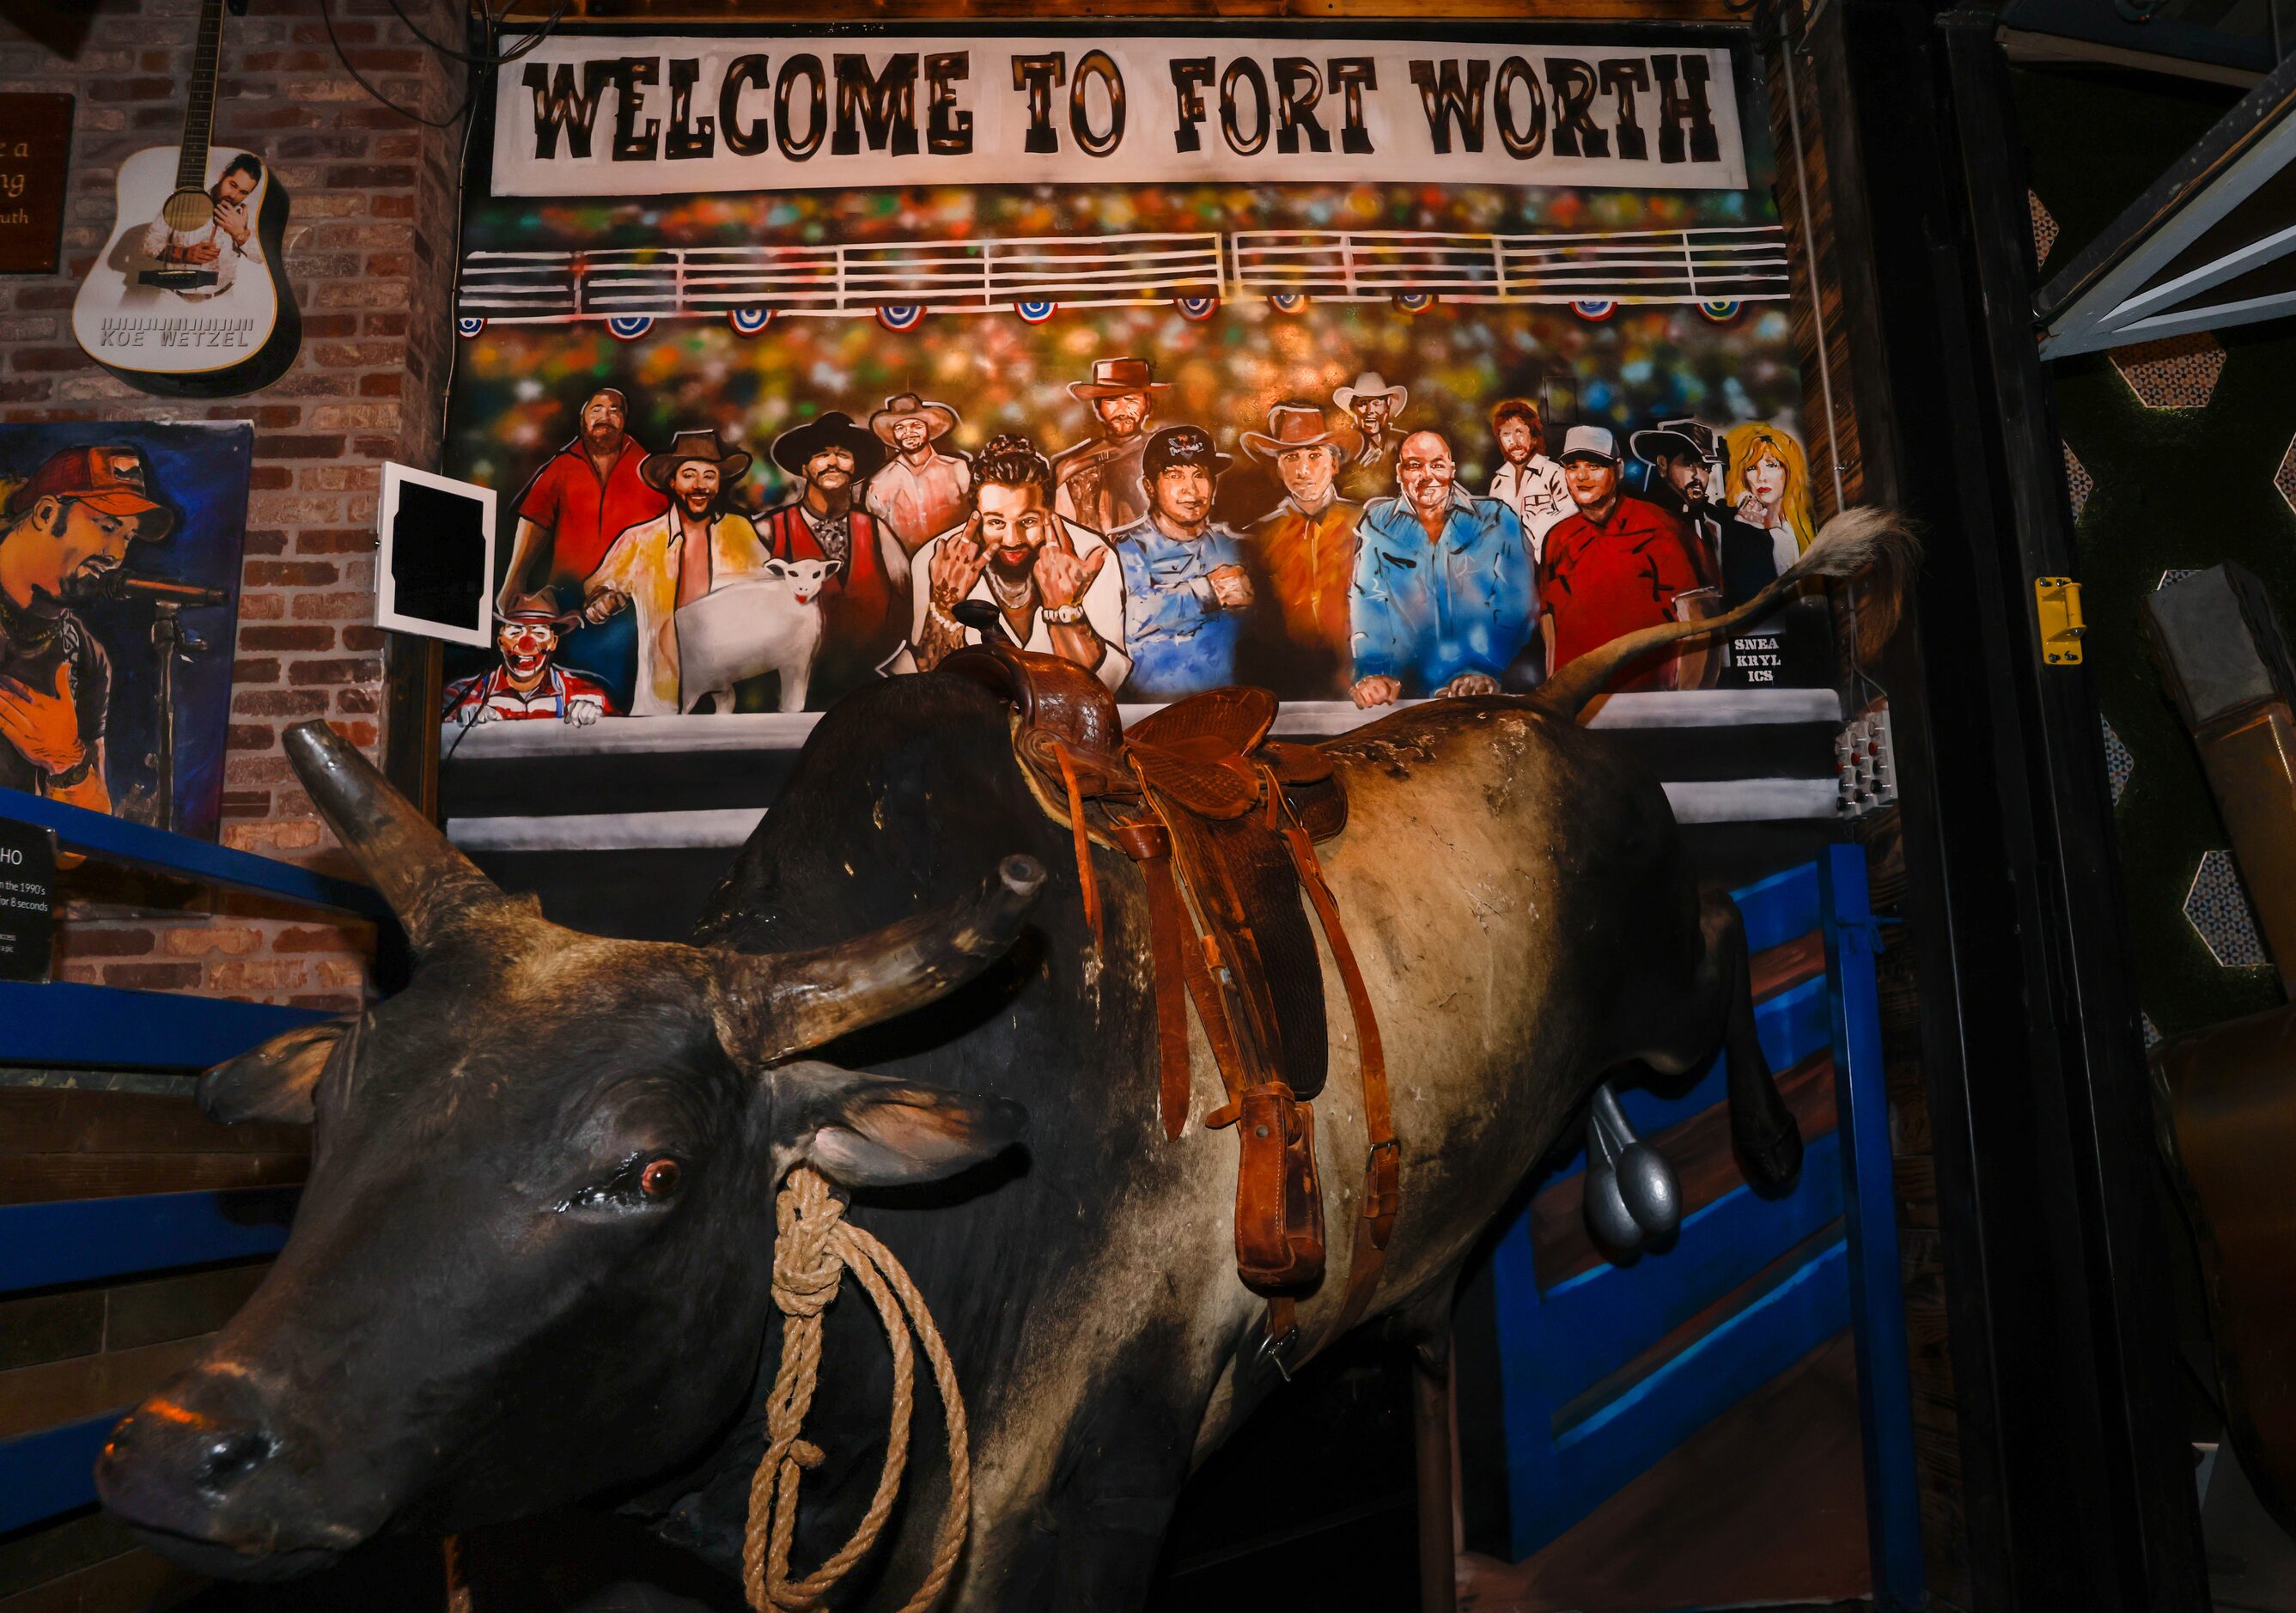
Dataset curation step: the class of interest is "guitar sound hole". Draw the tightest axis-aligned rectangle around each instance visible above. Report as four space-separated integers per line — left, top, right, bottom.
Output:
161 189 210 232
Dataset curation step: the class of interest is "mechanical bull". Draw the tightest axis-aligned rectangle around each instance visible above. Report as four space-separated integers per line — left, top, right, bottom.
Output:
95 509 1915 1610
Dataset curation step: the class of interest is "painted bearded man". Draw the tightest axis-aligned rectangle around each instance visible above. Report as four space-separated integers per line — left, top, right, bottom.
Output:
894 434 1130 691
581 429 769 717
498 387 667 614
862 393 971 560
0 446 174 812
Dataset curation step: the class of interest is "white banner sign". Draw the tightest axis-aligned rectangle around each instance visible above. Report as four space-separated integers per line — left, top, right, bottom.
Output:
490 33 1748 197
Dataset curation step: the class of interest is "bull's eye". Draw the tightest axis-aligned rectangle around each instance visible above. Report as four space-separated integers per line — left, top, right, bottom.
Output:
639 1158 682 1199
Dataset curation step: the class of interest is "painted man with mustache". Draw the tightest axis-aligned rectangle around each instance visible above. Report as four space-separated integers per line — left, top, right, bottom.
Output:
0 446 175 810
756 411 907 707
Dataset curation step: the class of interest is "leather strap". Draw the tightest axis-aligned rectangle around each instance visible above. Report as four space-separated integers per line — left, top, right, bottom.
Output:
1053 740 1101 950
1112 819 1194 1141
1272 785 1399 1368
1181 926 1251 1119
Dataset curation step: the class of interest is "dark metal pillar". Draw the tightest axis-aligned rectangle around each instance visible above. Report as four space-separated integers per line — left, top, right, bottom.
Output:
1803 3 2211 1606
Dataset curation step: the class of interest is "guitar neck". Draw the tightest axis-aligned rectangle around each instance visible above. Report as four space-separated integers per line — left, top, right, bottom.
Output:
173 0 228 194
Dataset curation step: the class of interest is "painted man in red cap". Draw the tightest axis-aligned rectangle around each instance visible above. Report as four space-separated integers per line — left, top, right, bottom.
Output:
498 387 668 614
0 444 174 812
1242 400 1361 692
580 429 769 716
758 411 906 708
1052 356 1167 534
439 597 617 727
862 393 971 560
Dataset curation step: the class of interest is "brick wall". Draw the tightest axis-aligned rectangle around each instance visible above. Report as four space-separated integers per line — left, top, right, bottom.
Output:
0 0 465 1012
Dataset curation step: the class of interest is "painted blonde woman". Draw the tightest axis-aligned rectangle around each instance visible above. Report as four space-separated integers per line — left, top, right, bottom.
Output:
1724 421 1816 577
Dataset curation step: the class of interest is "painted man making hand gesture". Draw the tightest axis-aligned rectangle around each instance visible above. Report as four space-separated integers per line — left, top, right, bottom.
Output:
895 434 1131 691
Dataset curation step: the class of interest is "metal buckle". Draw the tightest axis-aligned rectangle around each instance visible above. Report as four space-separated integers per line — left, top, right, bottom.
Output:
1364 1139 1402 1220
1257 1322 1300 1383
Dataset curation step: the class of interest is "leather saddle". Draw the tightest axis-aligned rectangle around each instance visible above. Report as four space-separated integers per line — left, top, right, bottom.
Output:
944 640 1398 1367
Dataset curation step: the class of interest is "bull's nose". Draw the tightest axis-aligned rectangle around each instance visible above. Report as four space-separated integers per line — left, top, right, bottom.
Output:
97 1398 280 1523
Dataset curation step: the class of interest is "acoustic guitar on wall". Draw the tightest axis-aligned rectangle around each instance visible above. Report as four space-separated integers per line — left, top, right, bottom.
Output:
70 0 298 398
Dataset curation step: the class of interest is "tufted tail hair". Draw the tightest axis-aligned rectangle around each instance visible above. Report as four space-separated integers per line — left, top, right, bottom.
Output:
1531 504 1921 723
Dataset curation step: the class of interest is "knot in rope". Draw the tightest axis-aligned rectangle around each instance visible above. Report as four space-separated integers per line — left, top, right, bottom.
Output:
770 1169 845 1320
743 1165 971 1613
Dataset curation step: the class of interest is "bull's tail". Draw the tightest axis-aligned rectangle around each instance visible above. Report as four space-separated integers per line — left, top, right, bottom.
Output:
1532 505 1921 723
1708 889 1803 1193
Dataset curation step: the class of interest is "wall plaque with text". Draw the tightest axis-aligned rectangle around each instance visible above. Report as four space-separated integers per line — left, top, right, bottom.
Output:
0 94 73 275
0 817 56 983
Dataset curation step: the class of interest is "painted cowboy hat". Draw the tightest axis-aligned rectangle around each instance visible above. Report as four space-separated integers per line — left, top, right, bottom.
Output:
1068 356 1172 401
638 428 752 492
868 393 960 446
770 411 886 480
1142 424 1233 480
1332 371 1408 412
497 593 580 633
1629 417 1724 467
1240 401 1356 462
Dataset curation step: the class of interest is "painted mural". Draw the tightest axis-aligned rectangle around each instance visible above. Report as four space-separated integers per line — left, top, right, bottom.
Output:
442 26 1827 731
0 421 250 839
431 31 1885 1606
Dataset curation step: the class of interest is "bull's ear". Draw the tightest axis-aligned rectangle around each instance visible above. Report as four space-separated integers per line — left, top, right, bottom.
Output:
774 1061 1026 1188
199 1019 351 1125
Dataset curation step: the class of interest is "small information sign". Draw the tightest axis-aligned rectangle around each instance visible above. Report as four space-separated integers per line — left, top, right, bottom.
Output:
0 94 73 275
0 817 57 983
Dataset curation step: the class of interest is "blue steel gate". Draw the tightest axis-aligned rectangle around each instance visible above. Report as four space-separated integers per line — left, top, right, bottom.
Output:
1484 847 1923 1610
0 785 382 1540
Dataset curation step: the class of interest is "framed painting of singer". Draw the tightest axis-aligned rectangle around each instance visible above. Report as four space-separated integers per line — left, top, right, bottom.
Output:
0 420 249 839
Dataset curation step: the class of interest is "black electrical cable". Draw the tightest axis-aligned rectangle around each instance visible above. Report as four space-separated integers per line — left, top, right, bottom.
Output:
383 0 565 68
315 0 566 129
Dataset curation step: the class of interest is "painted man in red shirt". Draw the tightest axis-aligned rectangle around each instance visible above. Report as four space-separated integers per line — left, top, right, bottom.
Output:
1538 425 1722 693
496 388 668 612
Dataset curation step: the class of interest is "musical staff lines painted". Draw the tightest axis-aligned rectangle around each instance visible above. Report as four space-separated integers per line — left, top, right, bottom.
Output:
456 225 1787 326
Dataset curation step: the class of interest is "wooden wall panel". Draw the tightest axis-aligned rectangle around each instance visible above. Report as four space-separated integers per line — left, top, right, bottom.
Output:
0 1083 301 1613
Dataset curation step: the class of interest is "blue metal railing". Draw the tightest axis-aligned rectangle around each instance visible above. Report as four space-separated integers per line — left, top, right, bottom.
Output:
0 787 383 1070
0 787 379 1533
0 786 383 918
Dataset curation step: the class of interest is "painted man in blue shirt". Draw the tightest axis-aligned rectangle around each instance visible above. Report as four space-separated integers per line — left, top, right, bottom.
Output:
1349 428 1537 708
1111 425 1254 699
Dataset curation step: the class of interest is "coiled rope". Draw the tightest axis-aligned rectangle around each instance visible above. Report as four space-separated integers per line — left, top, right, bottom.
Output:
441 1166 969 1613
744 1164 971 1612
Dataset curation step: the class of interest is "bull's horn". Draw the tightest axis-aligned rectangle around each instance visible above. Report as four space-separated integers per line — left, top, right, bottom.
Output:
283 720 508 956
723 855 1045 1062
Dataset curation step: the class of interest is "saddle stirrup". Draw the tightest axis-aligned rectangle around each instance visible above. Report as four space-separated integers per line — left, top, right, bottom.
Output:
1583 1081 1682 1254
